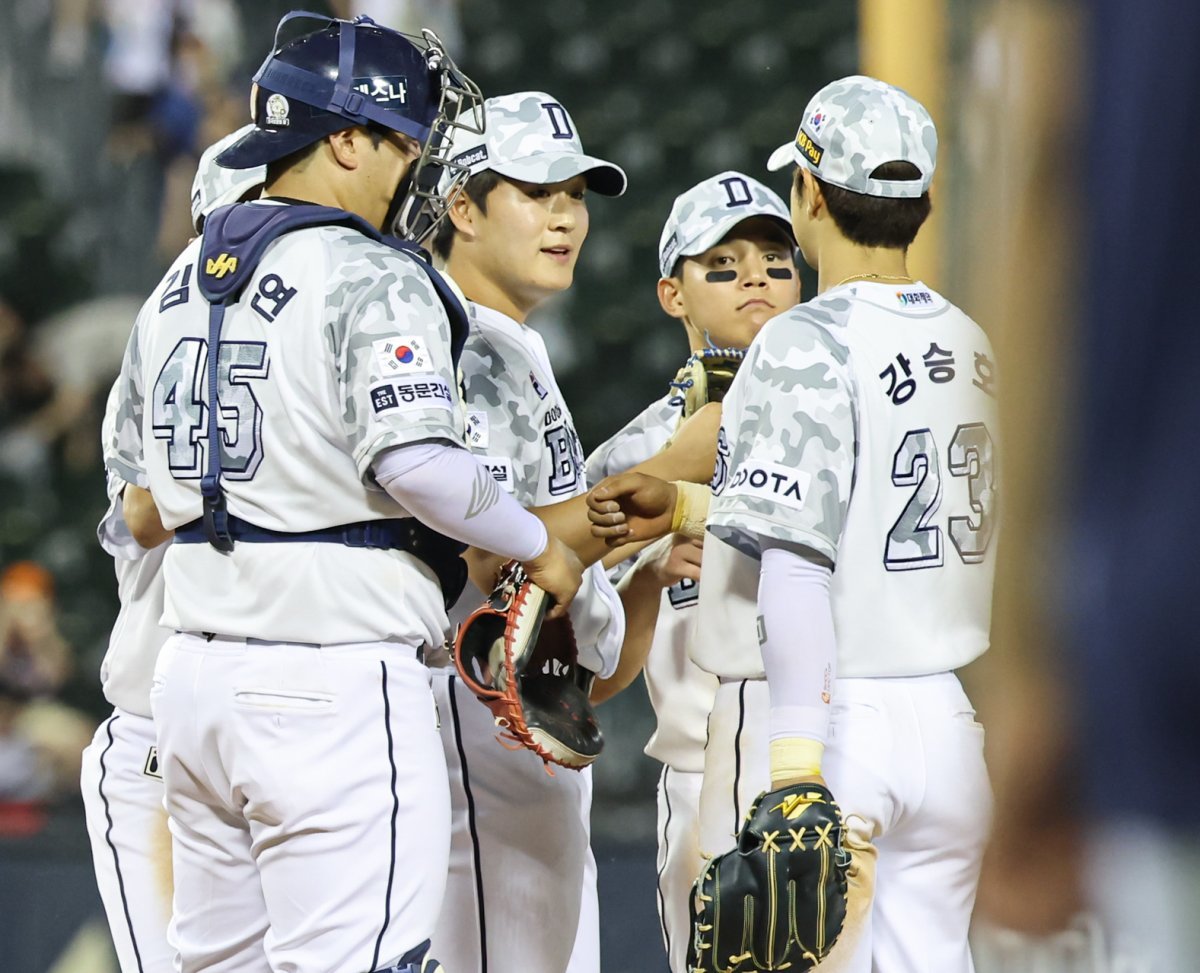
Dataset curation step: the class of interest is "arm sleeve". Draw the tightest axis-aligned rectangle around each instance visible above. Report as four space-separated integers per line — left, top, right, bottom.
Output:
372 443 548 562
758 544 836 744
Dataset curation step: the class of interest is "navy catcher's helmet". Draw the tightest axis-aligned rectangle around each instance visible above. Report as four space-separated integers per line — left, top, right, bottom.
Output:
218 11 483 242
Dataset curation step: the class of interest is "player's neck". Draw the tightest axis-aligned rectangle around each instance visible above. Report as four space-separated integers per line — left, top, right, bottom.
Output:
262 173 379 229
445 258 538 325
816 234 912 295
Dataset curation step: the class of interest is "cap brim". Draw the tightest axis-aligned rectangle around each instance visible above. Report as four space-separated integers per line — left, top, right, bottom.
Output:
492 152 628 197
215 117 346 169
766 141 798 172
679 212 796 263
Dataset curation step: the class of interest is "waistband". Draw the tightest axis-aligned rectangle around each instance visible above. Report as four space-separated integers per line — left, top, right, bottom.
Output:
175 515 429 550
180 631 425 662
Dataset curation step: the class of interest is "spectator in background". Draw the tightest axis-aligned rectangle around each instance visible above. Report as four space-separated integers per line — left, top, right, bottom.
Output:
0 561 91 804
0 301 57 478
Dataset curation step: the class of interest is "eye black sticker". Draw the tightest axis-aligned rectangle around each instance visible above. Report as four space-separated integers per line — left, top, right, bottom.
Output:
766 267 794 279
704 270 737 283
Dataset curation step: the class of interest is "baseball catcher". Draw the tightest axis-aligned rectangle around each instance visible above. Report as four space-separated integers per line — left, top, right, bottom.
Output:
688 781 852 973
454 562 603 772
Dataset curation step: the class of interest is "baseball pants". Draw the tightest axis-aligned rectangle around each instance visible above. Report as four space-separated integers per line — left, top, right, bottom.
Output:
654 765 705 973
151 631 450 973
81 708 174 973
700 673 992 973
430 668 596 973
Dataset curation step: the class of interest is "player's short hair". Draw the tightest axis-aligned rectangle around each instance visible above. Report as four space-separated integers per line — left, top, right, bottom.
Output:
429 169 504 261
799 161 931 250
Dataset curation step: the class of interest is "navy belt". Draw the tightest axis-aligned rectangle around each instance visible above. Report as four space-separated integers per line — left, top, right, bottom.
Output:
177 516 423 549
174 514 468 609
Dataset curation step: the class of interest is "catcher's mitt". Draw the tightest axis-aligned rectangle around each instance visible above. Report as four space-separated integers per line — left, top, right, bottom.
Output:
669 348 746 419
688 782 851 973
453 562 603 772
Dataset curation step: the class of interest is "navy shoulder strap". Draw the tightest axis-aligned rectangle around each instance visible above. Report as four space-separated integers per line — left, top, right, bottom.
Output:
196 202 379 551
193 203 470 552
198 202 377 304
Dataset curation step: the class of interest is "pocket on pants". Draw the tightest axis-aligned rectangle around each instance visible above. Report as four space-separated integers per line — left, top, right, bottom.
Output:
233 689 336 712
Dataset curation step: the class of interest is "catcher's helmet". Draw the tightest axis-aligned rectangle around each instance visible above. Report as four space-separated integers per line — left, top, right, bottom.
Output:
218 11 483 241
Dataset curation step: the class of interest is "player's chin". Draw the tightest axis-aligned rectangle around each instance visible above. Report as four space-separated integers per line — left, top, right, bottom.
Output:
534 255 577 289
732 306 778 335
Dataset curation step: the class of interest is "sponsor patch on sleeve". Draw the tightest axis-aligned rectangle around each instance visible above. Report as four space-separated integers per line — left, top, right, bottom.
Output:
725 459 811 512
475 456 515 492
369 374 454 414
374 336 433 375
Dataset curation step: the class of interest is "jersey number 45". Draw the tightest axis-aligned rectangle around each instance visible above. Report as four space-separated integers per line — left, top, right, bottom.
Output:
152 337 270 480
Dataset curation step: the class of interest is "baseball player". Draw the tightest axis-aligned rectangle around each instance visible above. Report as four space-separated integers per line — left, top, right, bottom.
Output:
108 16 582 973
80 127 265 973
423 90 628 973
590 76 998 972
583 171 799 973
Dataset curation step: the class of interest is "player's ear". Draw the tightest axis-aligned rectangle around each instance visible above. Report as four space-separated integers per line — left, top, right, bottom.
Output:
802 169 825 220
326 127 361 171
447 188 479 241
657 276 687 320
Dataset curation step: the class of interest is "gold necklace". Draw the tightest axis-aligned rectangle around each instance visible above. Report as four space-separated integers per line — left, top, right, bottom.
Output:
830 272 915 289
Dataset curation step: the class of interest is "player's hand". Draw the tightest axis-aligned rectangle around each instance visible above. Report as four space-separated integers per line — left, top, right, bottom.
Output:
463 547 507 595
659 401 722 483
520 535 584 618
587 472 677 547
640 534 703 589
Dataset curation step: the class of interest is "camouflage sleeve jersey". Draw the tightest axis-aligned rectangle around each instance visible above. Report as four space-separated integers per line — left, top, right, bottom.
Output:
707 295 857 565
460 303 587 507
109 212 467 647
705 282 999 679
456 302 624 676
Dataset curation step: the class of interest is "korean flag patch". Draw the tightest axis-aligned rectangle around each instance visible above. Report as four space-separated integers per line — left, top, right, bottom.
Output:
374 337 432 375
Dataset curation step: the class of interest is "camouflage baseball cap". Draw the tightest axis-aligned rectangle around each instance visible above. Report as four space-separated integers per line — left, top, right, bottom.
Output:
440 91 626 197
190 125 266 232
658 171 795 278
766 75 937 199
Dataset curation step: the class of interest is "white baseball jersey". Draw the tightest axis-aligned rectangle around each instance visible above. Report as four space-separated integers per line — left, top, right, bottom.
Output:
695 281 998 679
585 394 717 773
110 204 466 648
95 471 171 718
97 380 173 717
451 301 623 676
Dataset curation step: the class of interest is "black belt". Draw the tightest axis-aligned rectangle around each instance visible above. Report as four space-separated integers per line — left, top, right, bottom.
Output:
174 515 468 610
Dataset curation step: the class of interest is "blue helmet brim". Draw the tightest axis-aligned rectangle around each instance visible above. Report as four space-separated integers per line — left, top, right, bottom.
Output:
215 112 352 169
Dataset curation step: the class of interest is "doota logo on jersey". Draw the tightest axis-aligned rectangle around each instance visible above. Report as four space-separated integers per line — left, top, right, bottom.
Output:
374 336 432 375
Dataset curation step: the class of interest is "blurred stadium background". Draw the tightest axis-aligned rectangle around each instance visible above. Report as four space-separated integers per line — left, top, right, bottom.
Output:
0 0 1188 971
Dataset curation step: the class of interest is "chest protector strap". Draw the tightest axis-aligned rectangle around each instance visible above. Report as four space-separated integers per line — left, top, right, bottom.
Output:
193 203 469 601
